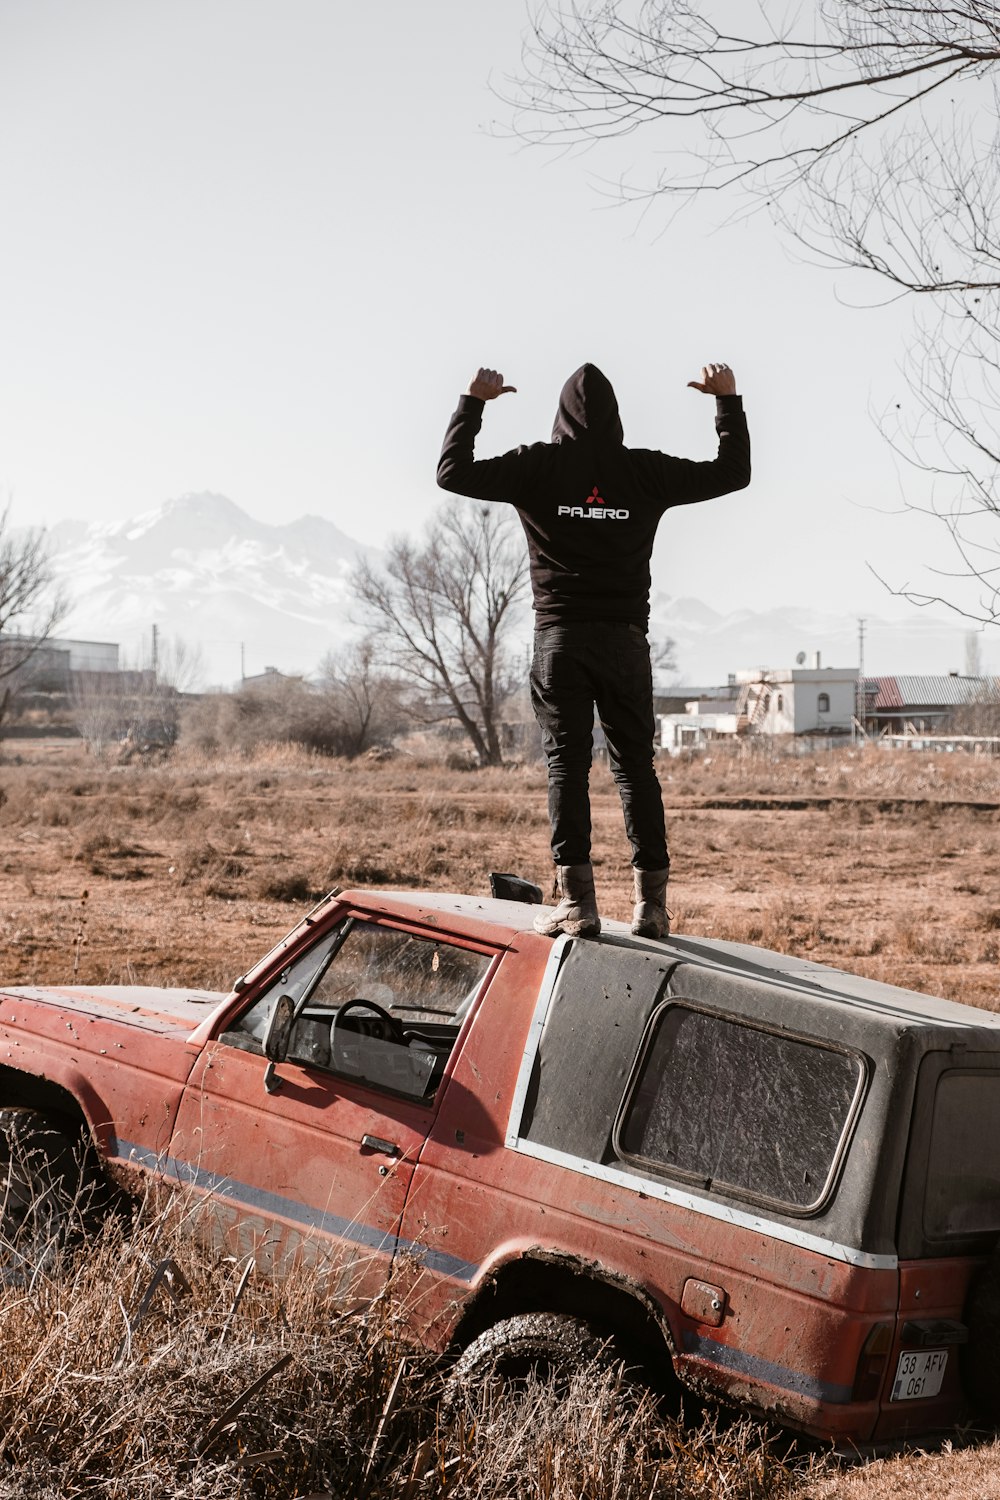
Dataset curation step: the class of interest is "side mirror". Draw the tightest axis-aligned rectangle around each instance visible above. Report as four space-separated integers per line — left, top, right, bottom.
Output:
262 995 296 1092
489 871 543 905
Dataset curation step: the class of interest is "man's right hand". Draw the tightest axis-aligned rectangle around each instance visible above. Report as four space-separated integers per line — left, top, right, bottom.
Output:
468 367 517 401
687 363 737 396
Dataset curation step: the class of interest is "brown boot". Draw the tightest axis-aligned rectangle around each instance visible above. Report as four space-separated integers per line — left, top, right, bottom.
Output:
631 867 671 939
533 864 601 939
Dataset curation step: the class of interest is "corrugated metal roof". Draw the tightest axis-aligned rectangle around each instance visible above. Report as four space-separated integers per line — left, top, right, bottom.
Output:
866 676 903 710
864 675 1000 710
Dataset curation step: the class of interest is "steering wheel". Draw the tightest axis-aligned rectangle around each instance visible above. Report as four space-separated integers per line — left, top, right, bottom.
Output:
331 998 407 1071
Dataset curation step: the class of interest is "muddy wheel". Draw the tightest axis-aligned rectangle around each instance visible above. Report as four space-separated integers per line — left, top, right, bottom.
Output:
447 1312 633 1403
963 1248 1000 1418
0 1108 96 1282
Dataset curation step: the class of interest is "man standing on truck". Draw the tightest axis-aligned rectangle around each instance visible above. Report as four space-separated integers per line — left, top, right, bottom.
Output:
437 361 750 940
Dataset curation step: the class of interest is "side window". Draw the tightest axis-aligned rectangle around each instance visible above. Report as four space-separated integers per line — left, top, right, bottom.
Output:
223 922 348 1052
925 1072 1000 1239
222 919 492 1102
615 1005 865 1215
817 692 830 713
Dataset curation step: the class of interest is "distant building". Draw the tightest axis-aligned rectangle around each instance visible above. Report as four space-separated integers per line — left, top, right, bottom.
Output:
863 675 1000 736
56 639 120 673
239 666 305 691
0 635 122 693
658 657 1000 755
659 653 859 752
660 701 741 754
654 686 734 717
734 654 858 737
0 639 125 696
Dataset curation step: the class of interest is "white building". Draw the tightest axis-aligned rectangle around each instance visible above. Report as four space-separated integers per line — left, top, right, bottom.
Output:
55 638 120 673
659 654 859 753
0 635 119 673
736 654 857 737
660 696 741 754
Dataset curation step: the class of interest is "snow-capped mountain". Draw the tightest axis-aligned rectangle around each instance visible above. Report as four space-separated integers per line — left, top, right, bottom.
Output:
44 491 975 688
50 493 375 684
648 592 975 684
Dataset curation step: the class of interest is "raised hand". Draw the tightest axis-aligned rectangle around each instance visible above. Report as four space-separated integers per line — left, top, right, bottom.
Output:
687 363 737 396
468 367 517 401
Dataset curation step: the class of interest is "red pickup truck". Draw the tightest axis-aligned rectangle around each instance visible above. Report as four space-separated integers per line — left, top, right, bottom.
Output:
2 883 1000 1445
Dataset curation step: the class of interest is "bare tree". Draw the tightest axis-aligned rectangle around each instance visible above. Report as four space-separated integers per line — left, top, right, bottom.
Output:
872 297 1000 623
650 635 678 687
944 679 1000 739
70 676 124 761
316 636 406 758
353 502 529 767
512 2 1000 619
72 636 204 760
0 507 67 723
514 3 998 282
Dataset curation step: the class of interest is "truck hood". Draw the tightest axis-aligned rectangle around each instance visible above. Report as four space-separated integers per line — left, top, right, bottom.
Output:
2 985 229 1037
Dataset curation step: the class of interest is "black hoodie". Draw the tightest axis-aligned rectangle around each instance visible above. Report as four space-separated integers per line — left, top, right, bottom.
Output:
437 363 750 628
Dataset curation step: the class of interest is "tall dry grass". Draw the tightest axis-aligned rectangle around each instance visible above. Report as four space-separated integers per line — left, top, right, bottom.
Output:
0 1185 812 1500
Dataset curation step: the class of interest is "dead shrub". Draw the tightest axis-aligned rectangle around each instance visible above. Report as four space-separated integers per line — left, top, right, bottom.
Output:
445 750 479 771
168 786 202 815
254 868 319 903
327 854 407 887
73 826 151 879
35 794 71 827
174 842 243 890
181 684 364 759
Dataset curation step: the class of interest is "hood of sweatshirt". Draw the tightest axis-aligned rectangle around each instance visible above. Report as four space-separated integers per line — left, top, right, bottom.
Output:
551 363 624 446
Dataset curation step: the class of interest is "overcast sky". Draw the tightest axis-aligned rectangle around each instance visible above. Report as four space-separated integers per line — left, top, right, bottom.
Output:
0 0 985 658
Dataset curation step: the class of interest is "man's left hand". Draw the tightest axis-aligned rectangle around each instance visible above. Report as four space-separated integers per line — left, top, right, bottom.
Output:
688 363 737 396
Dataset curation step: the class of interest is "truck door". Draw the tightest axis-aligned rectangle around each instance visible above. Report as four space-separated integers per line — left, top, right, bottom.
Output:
169 913 496 1303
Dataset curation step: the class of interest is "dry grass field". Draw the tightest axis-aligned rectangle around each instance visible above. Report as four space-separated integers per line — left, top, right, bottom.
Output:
0 737 999 1498
2 738 998 1009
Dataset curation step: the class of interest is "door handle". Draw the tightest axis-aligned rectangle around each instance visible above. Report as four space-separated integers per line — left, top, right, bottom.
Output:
360 1133 399 1157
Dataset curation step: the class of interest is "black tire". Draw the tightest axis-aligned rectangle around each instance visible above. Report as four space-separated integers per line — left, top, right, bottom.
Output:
447 1312 631 1399
963 1248 1000 1419
0 1107 97 1282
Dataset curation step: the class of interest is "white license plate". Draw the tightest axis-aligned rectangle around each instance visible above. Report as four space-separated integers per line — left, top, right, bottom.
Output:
890 1349 948 1401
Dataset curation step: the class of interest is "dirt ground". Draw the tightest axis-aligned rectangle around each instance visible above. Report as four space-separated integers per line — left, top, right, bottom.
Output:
2 738 997 1013
1 737 999 1499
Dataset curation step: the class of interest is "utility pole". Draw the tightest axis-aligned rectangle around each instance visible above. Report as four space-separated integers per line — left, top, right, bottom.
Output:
151 622 159 680
965 631 982 678
857 618 866 744
240 642 246 682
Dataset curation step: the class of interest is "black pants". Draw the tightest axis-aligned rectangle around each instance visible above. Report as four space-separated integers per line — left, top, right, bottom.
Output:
529 622 669 871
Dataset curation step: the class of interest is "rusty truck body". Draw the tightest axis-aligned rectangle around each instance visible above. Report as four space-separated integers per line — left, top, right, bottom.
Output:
2 886 999 1444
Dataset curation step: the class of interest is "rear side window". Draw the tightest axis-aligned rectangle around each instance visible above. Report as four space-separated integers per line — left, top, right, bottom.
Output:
925 1071 1000 1238
615 1004 866 1215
